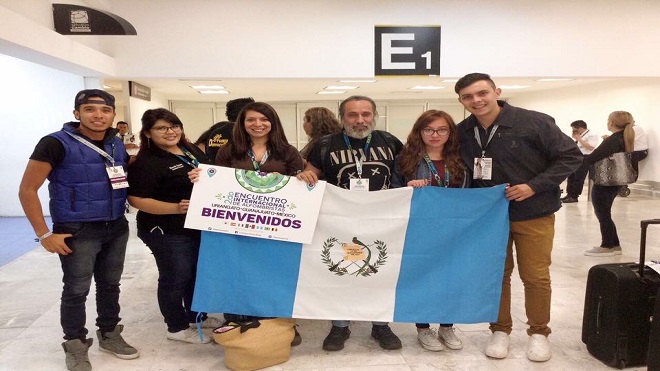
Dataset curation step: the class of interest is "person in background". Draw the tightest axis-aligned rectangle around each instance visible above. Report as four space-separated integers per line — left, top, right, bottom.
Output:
214 101 304 345
454 73 582 362
194 97 255 158
296 95 404 351
127 108 221 344
299 107 343 160
116 121 139 158
582 111 636 256
18 89 139 371
560 120 599 203
391 110 468 352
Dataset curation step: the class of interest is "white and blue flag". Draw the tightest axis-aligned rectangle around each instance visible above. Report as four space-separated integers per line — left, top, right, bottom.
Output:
192 184 509 324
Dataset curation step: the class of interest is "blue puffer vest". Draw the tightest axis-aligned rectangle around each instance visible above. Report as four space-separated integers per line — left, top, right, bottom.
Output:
48 122 128 223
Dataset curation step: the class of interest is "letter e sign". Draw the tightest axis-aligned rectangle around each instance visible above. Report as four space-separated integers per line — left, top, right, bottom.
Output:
374 26 441 76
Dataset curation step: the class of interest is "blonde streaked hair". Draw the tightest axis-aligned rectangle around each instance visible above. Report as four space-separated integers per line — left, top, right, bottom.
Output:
608 111 635 152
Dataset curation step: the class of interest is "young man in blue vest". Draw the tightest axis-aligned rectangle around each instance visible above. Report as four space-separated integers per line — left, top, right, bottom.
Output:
18 89 139 371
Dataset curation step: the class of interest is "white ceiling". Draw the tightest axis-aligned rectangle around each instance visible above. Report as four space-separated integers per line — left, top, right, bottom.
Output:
103 76 616 105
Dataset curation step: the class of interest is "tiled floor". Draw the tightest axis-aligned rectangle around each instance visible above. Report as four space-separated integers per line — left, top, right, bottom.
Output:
1 190 659 370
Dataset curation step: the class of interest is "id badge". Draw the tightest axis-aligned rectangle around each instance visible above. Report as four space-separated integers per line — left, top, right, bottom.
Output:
106 166 129 189
473 157 493 180
349 178 369 191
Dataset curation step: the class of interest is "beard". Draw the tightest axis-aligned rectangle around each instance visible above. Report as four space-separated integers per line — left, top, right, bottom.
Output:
344 123 376 139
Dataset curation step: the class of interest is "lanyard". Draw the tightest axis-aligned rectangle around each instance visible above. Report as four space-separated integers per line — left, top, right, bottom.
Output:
343 133 372 178
247 148 269 172
473 125 499 157
64 131 116 166
422 153 450 187
174 147 200 169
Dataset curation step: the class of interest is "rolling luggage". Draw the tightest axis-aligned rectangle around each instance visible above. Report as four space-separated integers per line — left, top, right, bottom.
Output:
581 219 660 369
649 287 660 371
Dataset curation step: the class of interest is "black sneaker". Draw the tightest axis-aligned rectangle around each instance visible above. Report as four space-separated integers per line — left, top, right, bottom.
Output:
561 196 578 203
291 326 302 346
322 326 350 351
371 325 402 350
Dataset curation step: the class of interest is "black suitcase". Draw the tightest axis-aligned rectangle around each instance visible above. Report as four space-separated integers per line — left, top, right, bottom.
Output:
581 219 660 369
649 287 660 371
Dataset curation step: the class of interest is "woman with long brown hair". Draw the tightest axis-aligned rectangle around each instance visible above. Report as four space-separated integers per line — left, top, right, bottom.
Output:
393 109 468 352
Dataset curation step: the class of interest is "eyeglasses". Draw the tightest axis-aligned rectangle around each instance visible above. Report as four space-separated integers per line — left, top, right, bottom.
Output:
151 124 182 134
421 128 450 136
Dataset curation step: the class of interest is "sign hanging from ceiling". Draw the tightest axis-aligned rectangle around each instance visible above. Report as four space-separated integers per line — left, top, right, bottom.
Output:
129 81 151 101
53 4 137 35
374 26 441 76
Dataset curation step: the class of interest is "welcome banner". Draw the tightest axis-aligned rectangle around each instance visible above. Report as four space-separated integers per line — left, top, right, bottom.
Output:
193 184 509 324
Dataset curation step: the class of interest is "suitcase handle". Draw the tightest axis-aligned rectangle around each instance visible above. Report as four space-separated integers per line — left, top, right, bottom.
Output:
639 219 660 277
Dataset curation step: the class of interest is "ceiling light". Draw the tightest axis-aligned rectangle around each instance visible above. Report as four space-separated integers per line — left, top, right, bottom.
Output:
198 90 229 94
499 85 530 89
190 85 225 90
536 78 574 82
441 79 458 83
325 85 358 90
338 79 376 83
317 91 346 95
102 85 112 89
410 86 444 90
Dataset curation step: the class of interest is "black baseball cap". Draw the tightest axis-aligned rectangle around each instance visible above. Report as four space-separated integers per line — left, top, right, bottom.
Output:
74 89 115 110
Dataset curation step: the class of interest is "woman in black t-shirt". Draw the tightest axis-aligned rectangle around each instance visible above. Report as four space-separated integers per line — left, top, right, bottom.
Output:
127 108 219 344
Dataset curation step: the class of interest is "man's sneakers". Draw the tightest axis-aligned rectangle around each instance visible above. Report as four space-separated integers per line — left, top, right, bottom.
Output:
527 334 552 362
438 326 463 350
485 331 509 359
166 328 212 344
417 328 444 351
371 325 402 350
96 325 139 359
485 331 552 362
322 326 351 351
62 338 93 371
560 196 578 203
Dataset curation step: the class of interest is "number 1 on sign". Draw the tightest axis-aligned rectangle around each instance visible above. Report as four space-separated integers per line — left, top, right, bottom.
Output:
421 51 431 69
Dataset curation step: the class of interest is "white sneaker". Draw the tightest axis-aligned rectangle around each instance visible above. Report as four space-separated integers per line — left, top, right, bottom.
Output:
613 246 622 255
192 316 224 329
438 327 463 350
584 246 616 256
527 334 552 362
485 331 509 359
166 328 211 344
417 328 444 351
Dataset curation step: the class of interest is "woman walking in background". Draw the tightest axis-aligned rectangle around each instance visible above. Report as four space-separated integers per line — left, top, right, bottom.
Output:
583 111 636 257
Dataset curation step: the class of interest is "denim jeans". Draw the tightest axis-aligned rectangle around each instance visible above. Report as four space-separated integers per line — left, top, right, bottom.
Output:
490 214 554 337
591 185 622 247
54 216 129 340
137 228 204 332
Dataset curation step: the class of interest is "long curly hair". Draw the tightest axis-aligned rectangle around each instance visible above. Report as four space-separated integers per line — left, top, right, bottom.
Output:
300 107 342 158
396 110 465 186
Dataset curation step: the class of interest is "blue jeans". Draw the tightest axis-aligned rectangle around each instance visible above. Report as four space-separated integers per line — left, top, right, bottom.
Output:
55 217 129 340
137 228 204 332
591 185 622 247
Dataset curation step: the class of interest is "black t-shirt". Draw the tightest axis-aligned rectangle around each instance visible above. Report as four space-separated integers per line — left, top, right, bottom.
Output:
206 122 234 160
128 145 210 235
307 130 403 191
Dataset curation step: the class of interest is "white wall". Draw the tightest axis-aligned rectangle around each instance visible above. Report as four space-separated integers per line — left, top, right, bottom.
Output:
508 79 660 183
0 54 84 216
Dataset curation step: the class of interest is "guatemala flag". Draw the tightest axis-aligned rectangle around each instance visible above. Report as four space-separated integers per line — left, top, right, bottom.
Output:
192 184 509 324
